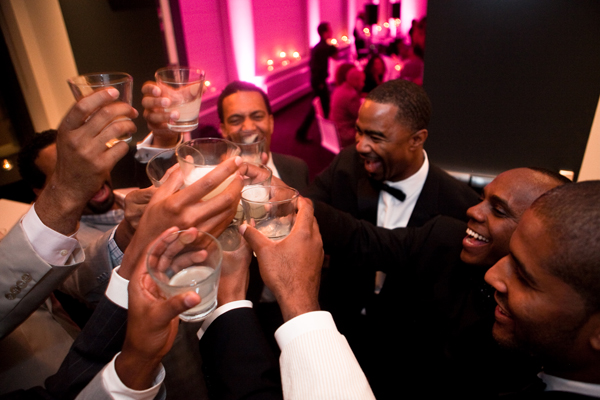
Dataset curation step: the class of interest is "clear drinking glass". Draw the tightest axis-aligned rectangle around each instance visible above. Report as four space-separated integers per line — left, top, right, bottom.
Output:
67 72 133 144
241 185 299 241
176 138 240 198
234 137 266 164
146 229 222 322
155 66 205 132
146 148 183 187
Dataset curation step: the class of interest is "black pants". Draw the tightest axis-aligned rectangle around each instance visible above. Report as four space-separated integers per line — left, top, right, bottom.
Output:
296 80 330 140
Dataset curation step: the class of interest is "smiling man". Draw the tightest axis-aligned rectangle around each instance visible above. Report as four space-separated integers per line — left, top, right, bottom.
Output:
309 167 570 399
305 78 479 343
217 81 309 191
484 181 600 398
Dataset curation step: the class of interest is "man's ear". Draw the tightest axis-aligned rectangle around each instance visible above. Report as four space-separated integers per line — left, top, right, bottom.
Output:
219 123 226 137
588 313 600 351
33 187 42 197
410 129 428 149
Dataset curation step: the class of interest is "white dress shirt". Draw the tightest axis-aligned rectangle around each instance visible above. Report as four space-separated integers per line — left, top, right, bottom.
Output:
540 372 600 397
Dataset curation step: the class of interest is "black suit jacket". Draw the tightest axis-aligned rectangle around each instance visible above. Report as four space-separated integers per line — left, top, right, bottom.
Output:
44 299 280 400
271 152 309 192
304 146 479 332
199 308 282 400
313 206 540 400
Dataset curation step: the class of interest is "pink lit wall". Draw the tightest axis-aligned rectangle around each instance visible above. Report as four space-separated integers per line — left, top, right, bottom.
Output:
320 1 348 38
400 0 428 37
179 0 234 90
253 0 308 75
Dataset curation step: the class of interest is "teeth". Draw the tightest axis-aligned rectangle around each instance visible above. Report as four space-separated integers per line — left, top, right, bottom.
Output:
466 228 490 243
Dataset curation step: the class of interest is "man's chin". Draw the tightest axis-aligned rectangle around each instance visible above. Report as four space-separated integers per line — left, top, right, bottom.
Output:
85 193 115 214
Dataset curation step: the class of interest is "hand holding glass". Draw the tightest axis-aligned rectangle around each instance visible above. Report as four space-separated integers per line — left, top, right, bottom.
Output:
147 229 222 322
176 138 240 198
155 67 205 132
67 72 133 144
241 185 299 241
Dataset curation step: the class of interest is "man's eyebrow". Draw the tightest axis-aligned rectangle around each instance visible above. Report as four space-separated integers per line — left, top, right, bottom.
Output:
489 194 517 219
511 252 538 288
355 125 385 138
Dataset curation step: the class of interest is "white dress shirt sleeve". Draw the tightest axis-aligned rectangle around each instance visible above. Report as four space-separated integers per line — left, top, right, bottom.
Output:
21 204 81 265
105 267 129 309
99 353 165 400
276 311 376 400
135 132 183 163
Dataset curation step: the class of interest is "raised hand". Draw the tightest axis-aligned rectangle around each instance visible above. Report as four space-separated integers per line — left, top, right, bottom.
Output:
241 197 324 322
35 88 137 235
141 81 180 148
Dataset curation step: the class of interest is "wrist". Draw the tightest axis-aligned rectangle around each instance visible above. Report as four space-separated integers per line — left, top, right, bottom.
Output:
151 131 181 148
114 220 135 252
277 293 320 322
115 347 162 390
35 179 85 235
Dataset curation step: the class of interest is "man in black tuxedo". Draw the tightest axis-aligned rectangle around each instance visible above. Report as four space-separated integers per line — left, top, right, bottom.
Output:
304 78 479 343
310 167 571 399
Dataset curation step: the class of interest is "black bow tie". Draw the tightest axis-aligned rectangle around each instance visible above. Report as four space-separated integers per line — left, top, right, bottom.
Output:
372 180 406 201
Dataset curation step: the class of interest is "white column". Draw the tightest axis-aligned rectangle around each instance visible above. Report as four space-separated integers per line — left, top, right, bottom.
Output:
578 95 600 181
226 0 256 83
0 0 77 132
307 0 320 47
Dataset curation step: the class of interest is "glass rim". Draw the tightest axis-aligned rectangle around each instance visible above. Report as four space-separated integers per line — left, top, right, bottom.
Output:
155 66 205 83
67 72 132 86
229 136 266 147
146 229 222 289
241 184 300 205
146 148 177 183
175 138 240 167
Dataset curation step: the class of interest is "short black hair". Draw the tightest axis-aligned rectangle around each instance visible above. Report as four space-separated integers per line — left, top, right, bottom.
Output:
529 181 600 314
366 79 432 132
217 81 272 123
17 129 57 190
317 22 330 37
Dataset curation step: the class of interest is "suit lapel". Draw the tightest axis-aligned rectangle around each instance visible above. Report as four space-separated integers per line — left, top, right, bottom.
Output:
407 166 439 227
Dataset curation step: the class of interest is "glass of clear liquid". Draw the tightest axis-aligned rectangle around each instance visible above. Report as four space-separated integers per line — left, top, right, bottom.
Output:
241 185 299 241
155 66 205 132
146 228 222 322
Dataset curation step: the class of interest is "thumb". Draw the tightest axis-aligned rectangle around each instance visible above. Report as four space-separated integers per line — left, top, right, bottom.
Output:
239 223 270 253
157 291 201 325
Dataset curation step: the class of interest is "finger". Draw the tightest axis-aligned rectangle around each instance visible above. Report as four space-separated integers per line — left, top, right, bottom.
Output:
292 196 314 232
87 102 138 141
59 88 120 132
240 223 271 252
141 81 162 97
151 166 183 203
156 291 201 326
96 119 138 147
182 157 243 202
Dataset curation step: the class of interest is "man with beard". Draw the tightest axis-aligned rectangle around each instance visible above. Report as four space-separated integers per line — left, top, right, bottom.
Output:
17 129 141 308
304 78 479 341
484 181 600 398
309 167 570 398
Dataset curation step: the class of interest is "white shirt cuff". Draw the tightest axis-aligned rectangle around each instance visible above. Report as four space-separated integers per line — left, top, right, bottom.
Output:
196 300 253 340
275 311 338 350
21 204 80 265
135 132 183 163
102 353 164 400
105 266 129 309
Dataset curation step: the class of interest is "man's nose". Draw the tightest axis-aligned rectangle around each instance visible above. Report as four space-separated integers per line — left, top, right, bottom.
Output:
355 132 370 153
242 117 256 131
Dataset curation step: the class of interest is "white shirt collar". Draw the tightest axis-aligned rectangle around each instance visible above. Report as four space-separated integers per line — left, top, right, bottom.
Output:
384 150 429 195
265 152 281 180
540 372 600 397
